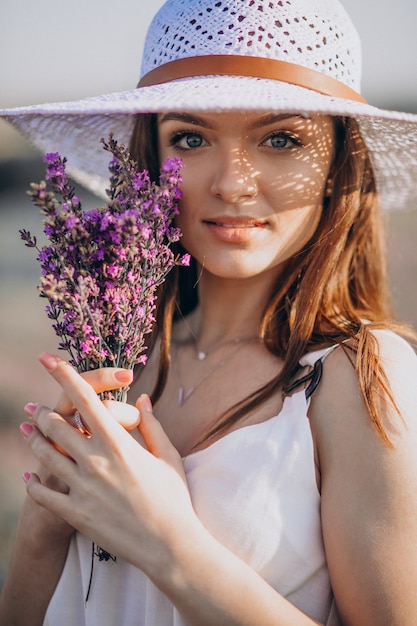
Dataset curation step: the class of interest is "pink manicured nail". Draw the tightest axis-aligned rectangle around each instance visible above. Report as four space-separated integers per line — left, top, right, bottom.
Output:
114 369 133 383
140 394 153 412
20 422 34 437
24 402 38 416
39 352 58 371
22 472 31 483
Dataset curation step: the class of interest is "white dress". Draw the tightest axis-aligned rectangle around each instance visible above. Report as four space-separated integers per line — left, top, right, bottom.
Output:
44 347 341 626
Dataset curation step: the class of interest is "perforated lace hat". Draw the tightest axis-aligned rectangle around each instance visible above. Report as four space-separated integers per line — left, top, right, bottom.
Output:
1 0 417 211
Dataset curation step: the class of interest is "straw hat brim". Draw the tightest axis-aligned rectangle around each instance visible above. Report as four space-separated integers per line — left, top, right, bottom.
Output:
2 76 417 212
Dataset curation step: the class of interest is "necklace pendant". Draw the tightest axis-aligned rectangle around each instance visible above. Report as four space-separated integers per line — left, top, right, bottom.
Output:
178 387 194 407
197 351 206 360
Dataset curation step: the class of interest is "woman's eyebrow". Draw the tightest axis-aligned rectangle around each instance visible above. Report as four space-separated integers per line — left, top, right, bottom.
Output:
248 113 308 130
159 112 216 129
158 111 311 131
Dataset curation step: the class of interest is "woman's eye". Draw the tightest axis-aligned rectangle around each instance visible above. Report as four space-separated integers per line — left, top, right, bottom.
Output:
264 132 300 149
170 132 207 150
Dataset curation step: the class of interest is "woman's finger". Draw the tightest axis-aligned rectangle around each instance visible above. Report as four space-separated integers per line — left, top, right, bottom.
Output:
54 366 133 417
20 414 79 484
38 353 127 440
136 395 185 477
23 472 79 530
102 400 140 430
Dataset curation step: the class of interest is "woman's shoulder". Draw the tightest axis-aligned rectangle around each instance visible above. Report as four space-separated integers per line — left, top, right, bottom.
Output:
308 329 417 465
370 327 417 359
309 329 417 398
328 328 417 408
304 328 416 369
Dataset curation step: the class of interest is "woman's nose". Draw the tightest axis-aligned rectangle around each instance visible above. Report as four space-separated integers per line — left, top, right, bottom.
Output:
210 148 259 203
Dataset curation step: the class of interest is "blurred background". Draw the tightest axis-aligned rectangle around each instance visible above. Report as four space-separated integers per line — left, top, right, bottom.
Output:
0 0 416 589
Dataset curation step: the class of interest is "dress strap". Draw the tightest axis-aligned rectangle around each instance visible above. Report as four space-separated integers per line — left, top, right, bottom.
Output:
284 344 340 399
305 358 323 400
304 344 340 399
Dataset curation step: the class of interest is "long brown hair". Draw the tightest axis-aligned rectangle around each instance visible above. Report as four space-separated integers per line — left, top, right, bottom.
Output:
129 113 414 446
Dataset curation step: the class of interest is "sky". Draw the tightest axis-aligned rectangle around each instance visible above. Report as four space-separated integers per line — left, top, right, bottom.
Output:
0 0 416 156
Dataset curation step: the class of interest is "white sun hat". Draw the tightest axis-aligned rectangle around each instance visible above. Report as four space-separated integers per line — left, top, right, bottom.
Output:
1 0 417 211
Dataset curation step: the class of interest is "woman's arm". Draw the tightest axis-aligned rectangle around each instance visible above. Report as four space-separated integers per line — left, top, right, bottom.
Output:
310 330 417 626
0 470 73 626
0 366 135 626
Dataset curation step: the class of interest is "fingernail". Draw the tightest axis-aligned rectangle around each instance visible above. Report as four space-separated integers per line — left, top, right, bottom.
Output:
39 352 58 371
20 422 34 437
140 394 153 412
114 369 133 383
24 402 38 416
22 472 31 483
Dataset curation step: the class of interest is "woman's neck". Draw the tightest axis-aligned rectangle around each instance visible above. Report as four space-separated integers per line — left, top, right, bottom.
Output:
177 269 278 349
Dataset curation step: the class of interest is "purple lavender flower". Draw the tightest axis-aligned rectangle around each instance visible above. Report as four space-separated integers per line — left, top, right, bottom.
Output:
20 135 189 402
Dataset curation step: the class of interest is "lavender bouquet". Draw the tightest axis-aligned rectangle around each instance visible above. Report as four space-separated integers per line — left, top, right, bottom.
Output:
20 135 189 404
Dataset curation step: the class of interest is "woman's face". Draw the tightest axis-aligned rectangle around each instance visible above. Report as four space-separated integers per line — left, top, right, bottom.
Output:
158 111 335 281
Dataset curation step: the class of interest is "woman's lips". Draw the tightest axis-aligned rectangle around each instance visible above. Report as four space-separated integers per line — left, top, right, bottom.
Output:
210 222 261 228
204 217 267 242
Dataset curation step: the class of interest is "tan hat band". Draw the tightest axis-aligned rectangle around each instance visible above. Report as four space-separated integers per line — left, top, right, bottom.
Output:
138 54 367 104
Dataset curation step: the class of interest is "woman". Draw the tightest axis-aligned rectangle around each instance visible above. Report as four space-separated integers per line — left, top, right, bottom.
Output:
1 0 417 624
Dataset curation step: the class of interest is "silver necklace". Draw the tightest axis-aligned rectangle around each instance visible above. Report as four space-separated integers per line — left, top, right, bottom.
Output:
178 315 258 362
173 336 259 407
195 336 253 361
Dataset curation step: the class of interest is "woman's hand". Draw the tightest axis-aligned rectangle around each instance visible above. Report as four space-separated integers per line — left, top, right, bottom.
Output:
21 353 193 578
21 364 139 540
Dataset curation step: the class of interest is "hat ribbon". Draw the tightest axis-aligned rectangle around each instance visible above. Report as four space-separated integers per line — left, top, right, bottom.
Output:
138 54 367 104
